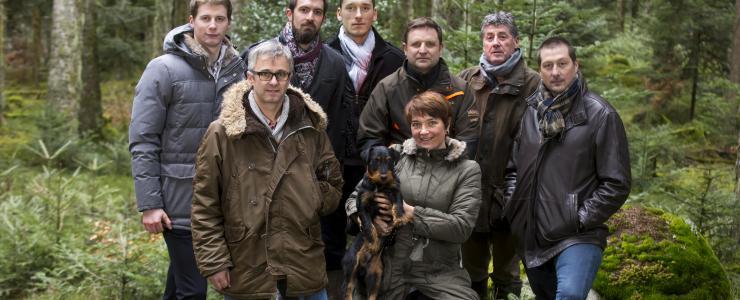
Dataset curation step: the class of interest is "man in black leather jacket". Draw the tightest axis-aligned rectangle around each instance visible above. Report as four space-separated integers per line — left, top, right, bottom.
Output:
503 36 631 300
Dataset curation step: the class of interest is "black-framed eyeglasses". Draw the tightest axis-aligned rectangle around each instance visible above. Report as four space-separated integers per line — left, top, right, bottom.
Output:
250 70 291 82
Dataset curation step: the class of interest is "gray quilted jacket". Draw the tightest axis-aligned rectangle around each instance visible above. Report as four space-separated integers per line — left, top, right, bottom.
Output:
129 24 246 230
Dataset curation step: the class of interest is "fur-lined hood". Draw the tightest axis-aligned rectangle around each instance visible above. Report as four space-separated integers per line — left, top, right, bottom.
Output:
391 137 467 162
218 80 328 138
163 24 239 63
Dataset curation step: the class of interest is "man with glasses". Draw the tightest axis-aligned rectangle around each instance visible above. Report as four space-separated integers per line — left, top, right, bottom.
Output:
192 39 343 300
241 4 351 294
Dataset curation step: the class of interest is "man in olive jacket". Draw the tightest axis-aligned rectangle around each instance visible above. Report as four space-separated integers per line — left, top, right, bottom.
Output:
457 12 539 299
192 40 343 299
503 37 630 299
129 1 245 298
358 17 477 155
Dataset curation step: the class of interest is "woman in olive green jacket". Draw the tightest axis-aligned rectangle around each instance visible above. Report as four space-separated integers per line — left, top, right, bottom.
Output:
346 91 482 299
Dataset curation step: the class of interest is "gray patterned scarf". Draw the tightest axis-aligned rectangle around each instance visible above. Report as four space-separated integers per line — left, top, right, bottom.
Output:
479 48 522 86
535 74 581 140
279 22 321 91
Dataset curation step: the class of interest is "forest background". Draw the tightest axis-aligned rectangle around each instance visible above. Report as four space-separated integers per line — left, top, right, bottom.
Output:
0 0 738 298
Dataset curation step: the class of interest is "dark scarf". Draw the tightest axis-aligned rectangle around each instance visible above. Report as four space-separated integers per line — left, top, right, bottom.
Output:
479 48 522 86
404 60 442 90
279 22 321 91
535 74 581 140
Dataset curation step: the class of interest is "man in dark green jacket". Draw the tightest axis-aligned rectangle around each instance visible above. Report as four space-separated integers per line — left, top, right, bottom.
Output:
457 12 539 300
358 17 477 154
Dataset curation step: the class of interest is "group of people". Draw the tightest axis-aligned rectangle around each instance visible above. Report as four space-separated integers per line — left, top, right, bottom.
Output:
128 0 631 299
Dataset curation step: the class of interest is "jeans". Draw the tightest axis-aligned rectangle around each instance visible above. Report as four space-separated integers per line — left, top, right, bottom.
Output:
162 229 208 300
525 243 602 300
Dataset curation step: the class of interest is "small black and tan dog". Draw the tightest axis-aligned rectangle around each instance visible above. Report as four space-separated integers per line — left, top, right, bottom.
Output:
342 145 411 300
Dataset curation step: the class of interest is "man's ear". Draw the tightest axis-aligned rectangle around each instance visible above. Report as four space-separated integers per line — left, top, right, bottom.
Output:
285 8 293 22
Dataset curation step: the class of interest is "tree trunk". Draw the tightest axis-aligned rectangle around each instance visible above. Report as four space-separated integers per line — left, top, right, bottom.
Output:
48 0 82 119
528 0 538 65
151 0 173 59
630 0 640 31
31 6 43 85
618 0 626 32
173 0 190 26
0 0 5 126
731 0 739 208
431 0 441 20
688 31 701 121
79 0 102 138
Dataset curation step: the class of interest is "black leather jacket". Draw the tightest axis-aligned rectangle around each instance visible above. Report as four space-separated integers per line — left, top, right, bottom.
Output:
503 78 631 268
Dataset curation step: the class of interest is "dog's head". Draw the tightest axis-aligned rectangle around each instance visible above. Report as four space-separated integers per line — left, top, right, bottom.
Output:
364 145 398 186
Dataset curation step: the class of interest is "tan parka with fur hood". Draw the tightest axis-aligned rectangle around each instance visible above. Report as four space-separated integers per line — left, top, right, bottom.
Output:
191 80 343 299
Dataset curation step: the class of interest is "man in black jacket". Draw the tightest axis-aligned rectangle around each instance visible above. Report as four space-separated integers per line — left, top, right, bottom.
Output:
503 36 631 299
325 0 404 298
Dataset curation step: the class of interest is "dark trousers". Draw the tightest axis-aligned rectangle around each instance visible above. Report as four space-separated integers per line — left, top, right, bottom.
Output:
162 229 207 300
321 165 364 300
320 165 364 270
462 230 522 299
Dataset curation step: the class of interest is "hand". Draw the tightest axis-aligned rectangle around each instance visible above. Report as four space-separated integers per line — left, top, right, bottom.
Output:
141 208 172 233
373 193 392 223
403 201 415 219
373 216 392 237
208 270 230 291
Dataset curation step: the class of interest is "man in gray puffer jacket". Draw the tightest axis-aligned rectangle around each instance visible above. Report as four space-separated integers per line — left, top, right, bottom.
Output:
128 1 245 298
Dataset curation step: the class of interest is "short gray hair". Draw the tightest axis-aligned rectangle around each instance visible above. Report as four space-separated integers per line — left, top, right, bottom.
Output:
247 39 294 72
481 11 518 38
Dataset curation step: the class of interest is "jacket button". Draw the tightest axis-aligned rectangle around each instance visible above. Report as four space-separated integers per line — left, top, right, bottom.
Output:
260 234 267 239
250 200 257 206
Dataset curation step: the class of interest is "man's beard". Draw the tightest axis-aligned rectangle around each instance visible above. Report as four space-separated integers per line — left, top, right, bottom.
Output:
293 23 319 44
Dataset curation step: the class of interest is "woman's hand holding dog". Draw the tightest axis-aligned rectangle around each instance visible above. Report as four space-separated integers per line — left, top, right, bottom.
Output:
374 193 415 236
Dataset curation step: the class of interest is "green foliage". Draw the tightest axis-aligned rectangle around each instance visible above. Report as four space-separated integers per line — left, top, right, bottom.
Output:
594 206 731 299
0 162 167 298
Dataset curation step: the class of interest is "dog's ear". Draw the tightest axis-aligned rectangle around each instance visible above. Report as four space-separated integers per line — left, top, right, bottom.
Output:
361 147 372 164
389 147 400 165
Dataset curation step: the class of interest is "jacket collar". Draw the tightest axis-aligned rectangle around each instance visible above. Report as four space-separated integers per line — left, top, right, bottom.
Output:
165 24 239 63
400 58 455 91
469 58 528 94
329 26 389 59
219 80 328 139
393 137 466 162
526 74 589 129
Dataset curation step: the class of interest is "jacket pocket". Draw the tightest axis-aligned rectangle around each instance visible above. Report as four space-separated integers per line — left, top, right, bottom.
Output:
537 193 579 243
224 224 247 244
306 222 322 242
